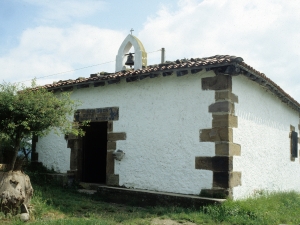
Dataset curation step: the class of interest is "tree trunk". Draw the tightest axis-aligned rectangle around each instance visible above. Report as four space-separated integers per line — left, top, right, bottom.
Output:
0 171 33 215
10 136 21 171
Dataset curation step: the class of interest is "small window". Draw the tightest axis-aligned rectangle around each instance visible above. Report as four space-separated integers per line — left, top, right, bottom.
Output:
291 131 298 158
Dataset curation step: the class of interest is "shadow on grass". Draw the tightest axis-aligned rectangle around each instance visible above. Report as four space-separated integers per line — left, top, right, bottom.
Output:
24 173 209 225
4 171 300 225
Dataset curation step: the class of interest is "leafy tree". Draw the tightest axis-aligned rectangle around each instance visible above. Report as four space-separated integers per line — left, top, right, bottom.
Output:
0 80 84 171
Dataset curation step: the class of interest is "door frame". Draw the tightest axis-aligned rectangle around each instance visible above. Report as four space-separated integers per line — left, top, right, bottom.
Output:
66 107 126 186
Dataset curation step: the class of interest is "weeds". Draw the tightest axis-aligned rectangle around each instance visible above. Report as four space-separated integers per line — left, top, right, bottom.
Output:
2 174 300 225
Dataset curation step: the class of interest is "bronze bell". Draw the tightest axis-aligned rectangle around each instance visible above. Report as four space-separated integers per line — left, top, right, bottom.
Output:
125 53 134 68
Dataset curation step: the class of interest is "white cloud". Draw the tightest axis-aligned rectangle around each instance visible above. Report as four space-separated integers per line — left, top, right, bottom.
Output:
1 0 299 102
139 0 300 102
0 24 125 85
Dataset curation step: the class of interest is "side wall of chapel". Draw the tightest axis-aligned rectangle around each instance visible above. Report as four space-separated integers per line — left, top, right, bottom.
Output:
232 75 300 199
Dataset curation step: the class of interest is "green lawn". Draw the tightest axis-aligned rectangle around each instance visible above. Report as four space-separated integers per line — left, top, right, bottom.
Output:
2 174 300 224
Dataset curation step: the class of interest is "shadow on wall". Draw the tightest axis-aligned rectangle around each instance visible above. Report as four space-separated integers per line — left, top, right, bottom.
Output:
235 109 287 131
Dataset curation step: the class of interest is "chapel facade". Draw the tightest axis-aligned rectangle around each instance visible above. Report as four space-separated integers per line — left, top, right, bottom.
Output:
33 34 300 199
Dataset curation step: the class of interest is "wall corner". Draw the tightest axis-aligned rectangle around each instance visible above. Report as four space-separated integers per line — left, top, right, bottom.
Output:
197 74 241 199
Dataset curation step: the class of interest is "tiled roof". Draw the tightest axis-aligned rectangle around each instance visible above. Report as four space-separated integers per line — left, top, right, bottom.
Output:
40 55 300 112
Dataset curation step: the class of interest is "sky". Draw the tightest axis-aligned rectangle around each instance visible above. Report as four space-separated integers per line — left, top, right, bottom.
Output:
0 0 300 102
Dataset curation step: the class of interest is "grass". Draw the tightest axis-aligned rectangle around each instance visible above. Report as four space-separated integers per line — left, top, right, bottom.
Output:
2 173 300 224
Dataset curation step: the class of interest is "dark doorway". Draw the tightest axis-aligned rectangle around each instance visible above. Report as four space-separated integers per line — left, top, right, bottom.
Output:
82 122 107 183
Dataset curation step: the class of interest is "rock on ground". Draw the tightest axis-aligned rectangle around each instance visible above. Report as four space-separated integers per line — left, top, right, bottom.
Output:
0 171 33 214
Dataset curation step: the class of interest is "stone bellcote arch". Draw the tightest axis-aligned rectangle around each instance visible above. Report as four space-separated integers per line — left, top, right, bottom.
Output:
115 34 147 72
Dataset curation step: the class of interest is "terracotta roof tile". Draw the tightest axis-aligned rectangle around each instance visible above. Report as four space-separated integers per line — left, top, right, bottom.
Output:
39 55 300 112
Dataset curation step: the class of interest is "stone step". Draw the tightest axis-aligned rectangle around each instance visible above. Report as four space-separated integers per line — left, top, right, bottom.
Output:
79 182 104 190
77 189 97 195
96 185 226 208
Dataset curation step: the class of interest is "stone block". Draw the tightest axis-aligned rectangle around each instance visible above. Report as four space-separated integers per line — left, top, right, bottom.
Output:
215 91 238 103
215 143 241 156
67 172 77 186
70 148 78 171
290 125 295 131
73 139 82 150
213 172 228 188
195 157 212 170
106 152 115 175
195 156 233 171
212 114 238 128
107 141 116 150
67 139 75 148
202 75 232 91
291 156 295 162
108 132 127 141
209 101 235 114
106 174 119 186
75 107 119 122
200 128 233 142
199 188 229 198
229 171 242 188
67 133 78 140
107 121 113 132
213 171 241 188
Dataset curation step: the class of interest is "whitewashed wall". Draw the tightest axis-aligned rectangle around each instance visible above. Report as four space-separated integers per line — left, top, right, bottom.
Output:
36 132 70 173
37 71 215 195
232 75 300 199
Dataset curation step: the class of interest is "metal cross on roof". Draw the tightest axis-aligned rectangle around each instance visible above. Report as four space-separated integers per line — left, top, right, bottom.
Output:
130 28 134 35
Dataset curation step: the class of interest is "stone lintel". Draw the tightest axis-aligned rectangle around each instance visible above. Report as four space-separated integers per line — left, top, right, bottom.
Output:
106 174 119 186
200 128 233 142
75 107 119 122
215 142 241 156
213 171 241 188
212 114 238 128
195 156 233 171
215 91 238 103
209 101 235 114
107 141 116 150
108 132 127 141
202 75 232 91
